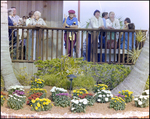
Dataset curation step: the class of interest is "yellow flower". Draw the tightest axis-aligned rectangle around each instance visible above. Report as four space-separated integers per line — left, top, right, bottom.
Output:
36 98 39 100
31 105 32 107
43 102 46 105
42 106 43 108
119 91 121 93
52 104 54 106
132 96 134 98
1 95 3 98
77 94 79 96
37 85 38 86
35 106 38 110
94 85 97 87
125 95 127 97
31 100 35 103
37 102 40 107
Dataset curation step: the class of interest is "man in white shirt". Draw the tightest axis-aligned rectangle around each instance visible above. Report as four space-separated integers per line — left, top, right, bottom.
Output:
10 7 20 26
87 10 105 62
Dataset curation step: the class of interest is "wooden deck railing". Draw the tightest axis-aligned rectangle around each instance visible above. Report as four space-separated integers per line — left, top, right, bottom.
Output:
8 26 147 64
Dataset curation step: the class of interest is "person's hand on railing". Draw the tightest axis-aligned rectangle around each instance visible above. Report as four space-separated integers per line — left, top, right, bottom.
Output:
13 22 17 26
99 26 105 29
107 26 114 29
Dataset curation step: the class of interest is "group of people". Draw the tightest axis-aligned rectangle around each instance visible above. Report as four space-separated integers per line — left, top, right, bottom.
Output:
8 7 136 62
63 9 136 62
8 7 47 60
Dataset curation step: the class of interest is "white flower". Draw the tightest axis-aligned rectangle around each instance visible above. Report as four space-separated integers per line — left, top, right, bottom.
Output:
9 95 13 97
71 108 75 110
103 95 105 97
83 101 88 105
105 98 109 102
110 94 113 98
138 100 142 105
50 86 56 92
98 95 102 97
144 90 149 95
97 99 101 102
79 104 81 106
79 100 84 103
71 99 79 104
134 98 138 101
97 89 100 92
18 99 21 101
107 94 110 97
66 70 69 73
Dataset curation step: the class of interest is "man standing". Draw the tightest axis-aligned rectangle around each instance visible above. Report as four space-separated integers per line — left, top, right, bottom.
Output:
63 10 78 57
10 7 20 26
102 12 108 29
87 10 105 62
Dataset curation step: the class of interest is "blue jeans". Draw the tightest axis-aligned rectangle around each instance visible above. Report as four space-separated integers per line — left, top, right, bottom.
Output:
98 33 106 62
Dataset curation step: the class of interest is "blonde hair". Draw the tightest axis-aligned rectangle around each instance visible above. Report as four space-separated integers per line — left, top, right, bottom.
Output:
109 11 115 16
34 11 41 17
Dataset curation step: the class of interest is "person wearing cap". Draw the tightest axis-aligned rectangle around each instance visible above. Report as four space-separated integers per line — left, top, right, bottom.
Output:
63 10 78 57
87 10 105 62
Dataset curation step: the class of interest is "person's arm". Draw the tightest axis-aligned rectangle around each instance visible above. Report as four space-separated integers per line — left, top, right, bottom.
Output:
69 18 78 28
99 18 105 29
63 14 69 28
114 19 120 29
106 19 114 29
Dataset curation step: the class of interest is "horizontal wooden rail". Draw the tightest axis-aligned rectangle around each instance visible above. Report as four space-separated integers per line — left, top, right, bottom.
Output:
9 26 147 65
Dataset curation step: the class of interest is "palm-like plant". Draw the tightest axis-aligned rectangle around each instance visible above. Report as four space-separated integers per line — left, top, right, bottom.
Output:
127 30 146 64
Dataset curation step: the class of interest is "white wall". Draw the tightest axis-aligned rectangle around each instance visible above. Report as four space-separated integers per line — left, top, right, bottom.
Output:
63 1 149 30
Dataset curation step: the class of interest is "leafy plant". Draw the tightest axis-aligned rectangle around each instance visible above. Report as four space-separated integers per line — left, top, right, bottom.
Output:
54 93 71 107
127 30 146 64
8 85 24 95
1 95 6 106
7 94 26 110
94 90 113 103
109 96 126 111
13 67 32 86
78 93 95 106
70 97 89 113
31 98 53 112
93 84 108 93
27 92 44 105
72 88 88 98
118 90 133 103
144 76 149 90
90 63 131 90
50 86 67 101
31 78 45 89
134 90 149 108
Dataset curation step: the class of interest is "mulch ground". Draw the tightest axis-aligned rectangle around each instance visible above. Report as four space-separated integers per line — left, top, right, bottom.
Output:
1 86 149 118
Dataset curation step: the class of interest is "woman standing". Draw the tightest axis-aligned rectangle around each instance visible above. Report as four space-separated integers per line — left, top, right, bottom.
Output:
26 11 35 60
29 11 47 60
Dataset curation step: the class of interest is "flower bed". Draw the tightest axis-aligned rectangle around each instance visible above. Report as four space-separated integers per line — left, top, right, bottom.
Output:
31 78 45 89
134 89 149 108
8 85 24 95
50 86 67 101
78 93 95 106
27 92 44 105
72 88 88 97
29 88 47 98
7 94 26 110
70 97 89 113
30 98 53 112
109 96 126 111
54 93 71 107
93 84 108 93
118 90 133 103
94 90 113 103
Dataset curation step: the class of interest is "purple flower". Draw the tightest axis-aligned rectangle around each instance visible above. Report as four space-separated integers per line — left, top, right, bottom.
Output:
56 93 70 97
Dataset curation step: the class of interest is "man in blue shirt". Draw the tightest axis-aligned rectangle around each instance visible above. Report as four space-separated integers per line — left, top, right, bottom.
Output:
63 10 78 57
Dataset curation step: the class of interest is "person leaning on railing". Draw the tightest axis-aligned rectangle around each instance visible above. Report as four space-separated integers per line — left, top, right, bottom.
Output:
120 23 136 63
26 11 35 60
87 10 105 62
63 10 78 57
29 11 47 60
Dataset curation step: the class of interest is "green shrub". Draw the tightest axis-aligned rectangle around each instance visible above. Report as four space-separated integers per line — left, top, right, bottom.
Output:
14 67 33 86
144 76 149 90
90 63 131 90
35 56 131 91
1 75 4 91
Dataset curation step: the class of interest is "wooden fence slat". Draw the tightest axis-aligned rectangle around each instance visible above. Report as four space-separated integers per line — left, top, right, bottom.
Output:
11 28 14 59
90 31 93 62
118 32 121 64
71 31 73 57
123 32 125 64
95 31 98 63
81 31 83 57
86 31 88 61
56 30 59 58
21 29 24 60
51 30 53 60
36 30 39 60
76 31 79 58
109 32 112 63
105 32 107 63
39 29 42 60
66 31 68 56
26 29 29 60
42 29 45 60
100 32 103 62
16 28 19 60
127 32 129 64
46 29 48 60
114 32 116 63
93 31 96 64
31 30 34 60
61 30 63 56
